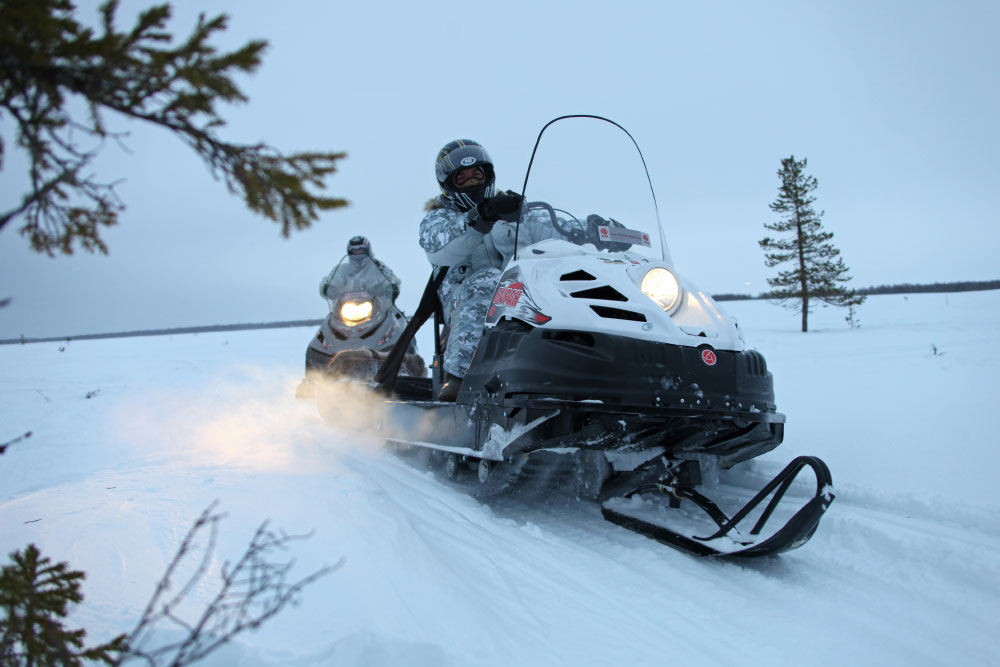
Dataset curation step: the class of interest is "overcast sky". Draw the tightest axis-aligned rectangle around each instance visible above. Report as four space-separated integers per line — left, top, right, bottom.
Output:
2 0 998 340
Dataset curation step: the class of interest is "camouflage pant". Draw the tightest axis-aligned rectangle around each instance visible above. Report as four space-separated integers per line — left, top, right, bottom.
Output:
443 267 501 377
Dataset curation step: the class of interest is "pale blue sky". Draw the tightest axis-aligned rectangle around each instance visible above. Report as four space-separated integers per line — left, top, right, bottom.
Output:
2 0 997 338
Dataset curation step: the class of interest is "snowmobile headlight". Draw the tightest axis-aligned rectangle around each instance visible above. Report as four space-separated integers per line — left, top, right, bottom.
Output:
641 268 681 312
340 300 373 326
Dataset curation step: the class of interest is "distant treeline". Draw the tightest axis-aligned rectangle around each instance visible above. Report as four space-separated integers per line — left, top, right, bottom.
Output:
713 280 1000 302
0 319 323 346
5 279 999 344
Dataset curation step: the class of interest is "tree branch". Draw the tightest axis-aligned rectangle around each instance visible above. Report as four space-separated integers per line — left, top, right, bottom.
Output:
0 431 33 455
120 502 342 666
0 0 348 255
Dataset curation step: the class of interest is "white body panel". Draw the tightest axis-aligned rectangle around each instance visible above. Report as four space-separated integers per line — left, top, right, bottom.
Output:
486 239 745 352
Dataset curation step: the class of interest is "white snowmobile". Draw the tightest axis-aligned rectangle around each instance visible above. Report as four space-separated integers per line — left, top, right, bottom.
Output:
296 253 421 398
319 116 834 559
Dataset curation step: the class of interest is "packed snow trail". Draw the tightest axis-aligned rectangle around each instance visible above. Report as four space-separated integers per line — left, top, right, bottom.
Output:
2 293 999 665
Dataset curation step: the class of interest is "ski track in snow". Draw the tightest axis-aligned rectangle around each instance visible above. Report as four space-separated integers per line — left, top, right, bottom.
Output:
1 292 999 666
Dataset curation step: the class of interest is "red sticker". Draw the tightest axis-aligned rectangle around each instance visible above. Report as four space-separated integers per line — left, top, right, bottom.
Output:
701 349 717 366
493 282 523 307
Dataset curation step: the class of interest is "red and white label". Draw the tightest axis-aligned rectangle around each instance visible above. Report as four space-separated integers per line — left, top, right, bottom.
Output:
493 282 523 307
701 349 717 366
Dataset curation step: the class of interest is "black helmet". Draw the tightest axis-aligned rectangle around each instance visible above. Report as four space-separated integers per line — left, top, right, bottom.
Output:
435 139 496 211
347 235 371 256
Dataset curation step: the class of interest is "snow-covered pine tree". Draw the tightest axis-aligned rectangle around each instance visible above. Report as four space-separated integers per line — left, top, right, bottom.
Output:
759 155 864 332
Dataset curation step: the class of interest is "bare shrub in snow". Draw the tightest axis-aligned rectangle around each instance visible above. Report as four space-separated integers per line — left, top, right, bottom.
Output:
0 501 341 666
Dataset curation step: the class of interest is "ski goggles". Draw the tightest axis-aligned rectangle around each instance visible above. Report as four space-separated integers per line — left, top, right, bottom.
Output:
450 166 485 189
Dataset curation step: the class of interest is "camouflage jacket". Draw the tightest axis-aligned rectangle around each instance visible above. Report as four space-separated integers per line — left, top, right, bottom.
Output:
419 195 584 302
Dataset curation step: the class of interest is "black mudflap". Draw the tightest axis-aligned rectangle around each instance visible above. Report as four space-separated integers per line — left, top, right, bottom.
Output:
601 456 834 558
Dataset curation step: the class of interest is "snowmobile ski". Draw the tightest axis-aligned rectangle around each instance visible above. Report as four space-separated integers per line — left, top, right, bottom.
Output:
601 456 834 558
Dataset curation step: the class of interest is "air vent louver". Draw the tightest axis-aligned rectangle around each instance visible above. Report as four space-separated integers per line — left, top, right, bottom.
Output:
590 306 646 322
571 285 628 301
560 270 596 281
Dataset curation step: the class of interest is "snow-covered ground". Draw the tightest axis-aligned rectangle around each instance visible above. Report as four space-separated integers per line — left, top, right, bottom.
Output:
2 291 999 666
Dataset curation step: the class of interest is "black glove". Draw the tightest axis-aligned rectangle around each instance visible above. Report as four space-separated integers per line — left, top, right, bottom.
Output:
476 191 524 224
467 207 495 234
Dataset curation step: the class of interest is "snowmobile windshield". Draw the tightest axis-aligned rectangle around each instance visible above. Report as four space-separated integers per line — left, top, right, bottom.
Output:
515 115 671 267
324 254 396 306
323 255 397 335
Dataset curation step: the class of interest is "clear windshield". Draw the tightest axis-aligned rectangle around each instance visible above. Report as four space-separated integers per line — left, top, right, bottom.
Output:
324 255 395 308
517 116 670 266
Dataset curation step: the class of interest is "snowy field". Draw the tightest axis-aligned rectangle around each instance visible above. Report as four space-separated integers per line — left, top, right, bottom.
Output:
1 291 999 666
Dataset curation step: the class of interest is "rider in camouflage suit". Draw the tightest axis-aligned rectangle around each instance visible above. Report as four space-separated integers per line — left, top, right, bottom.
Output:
419 140 586 399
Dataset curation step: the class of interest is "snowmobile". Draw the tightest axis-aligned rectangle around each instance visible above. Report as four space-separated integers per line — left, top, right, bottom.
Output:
296 254 422 398
318 116 834 558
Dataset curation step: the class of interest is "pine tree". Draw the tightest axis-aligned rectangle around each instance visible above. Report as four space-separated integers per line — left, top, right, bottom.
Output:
759 155 864 332
0 0 348 255
0 544 127 665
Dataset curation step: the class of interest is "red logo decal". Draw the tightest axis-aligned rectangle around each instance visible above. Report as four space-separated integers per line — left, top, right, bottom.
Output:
493 282 523 307
701 349 717 366
600 227 610 238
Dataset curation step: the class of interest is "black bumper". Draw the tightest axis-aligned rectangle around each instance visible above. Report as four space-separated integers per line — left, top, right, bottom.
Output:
460 322 784 464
